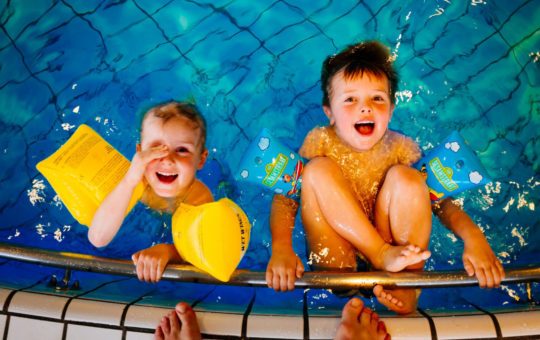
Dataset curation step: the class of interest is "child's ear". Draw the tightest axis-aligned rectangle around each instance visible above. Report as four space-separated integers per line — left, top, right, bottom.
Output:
323 105 335 125
389 103 395 122
198 149 209 170
136 143 141 152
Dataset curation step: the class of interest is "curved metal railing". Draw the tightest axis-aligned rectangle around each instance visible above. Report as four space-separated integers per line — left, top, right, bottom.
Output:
1 241 539 289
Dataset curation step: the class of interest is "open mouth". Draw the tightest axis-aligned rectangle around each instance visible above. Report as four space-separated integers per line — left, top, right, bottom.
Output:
355 121 375 136
156 171 178 183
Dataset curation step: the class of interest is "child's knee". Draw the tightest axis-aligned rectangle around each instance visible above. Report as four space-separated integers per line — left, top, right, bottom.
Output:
387 165 428 196
302 157 340 184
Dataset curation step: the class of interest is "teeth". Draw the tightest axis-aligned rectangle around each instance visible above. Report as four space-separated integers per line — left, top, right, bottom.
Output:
156 171 178 183
355 120 374 125
157 171 177 176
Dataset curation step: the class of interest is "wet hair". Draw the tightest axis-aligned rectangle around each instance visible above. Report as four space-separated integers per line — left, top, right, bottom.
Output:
321 41 398 106
142 101 207 150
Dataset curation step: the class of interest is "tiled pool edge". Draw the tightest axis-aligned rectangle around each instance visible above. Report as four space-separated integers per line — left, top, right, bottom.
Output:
1 286 539 340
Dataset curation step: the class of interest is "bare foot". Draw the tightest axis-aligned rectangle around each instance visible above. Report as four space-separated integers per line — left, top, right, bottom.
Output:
373 285 418 315
154 302 202 340
379 244 430 272
335 297 390 340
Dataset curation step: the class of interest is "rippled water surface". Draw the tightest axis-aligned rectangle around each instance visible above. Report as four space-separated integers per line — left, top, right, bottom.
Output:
0 0 538 310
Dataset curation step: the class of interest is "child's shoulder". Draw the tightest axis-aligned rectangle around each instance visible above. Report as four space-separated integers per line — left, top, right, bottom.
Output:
300 125 334 159
185 179 214 206
386 129 417 146
386 129 408 139
304 125 333 140
386 129 421 164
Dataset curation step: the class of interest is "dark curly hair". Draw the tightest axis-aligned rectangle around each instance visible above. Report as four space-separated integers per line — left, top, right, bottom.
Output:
321 41 398 107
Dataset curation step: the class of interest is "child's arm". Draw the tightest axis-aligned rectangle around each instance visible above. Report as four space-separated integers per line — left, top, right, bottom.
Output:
265 194 305 292
434 198 505 288
88 145 168 247
132 243 183 282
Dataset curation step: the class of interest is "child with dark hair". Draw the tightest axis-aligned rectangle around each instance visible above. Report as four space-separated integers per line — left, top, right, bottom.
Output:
266 41 504 314
89 101 213 283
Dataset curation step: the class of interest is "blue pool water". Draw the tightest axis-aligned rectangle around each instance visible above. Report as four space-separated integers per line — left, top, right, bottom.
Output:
0 0 539 313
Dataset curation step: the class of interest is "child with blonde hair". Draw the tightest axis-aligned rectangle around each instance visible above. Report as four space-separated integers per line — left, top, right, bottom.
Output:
89 101 213 283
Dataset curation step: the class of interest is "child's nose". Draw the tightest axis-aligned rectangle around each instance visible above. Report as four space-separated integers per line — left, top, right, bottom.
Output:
359 99 372 113
159 151 174 163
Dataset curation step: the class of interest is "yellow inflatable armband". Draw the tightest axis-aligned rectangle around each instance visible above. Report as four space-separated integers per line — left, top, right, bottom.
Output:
36 124 144 227
172 198 251 282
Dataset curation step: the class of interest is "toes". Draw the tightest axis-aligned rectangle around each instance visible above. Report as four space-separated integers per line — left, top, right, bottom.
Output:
175 302 201 338
373 285 384 297
378 320 387 333
160 316 171 335
385 293 400 307
377 321 390 340
154 324 164 340
341 298 364 324
369 310 380 329
405 244 418 252
358 305 372 326
167 310 180 333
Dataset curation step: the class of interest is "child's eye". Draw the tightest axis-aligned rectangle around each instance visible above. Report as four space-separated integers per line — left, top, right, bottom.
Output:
176 147 189 153
344 97 355 103
373 96 385 102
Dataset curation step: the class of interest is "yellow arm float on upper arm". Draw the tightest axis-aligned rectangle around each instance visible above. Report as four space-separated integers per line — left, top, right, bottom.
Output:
172 198 251 282
36 124 144 227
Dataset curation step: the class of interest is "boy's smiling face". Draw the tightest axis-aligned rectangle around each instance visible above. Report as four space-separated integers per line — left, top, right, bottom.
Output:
140 115 207 198
324 69 394 151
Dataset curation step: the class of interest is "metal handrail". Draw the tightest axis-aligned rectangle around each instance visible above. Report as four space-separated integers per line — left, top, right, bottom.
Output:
1 242 539 289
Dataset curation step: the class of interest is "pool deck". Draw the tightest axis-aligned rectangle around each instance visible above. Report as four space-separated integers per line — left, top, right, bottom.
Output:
0 260 539 340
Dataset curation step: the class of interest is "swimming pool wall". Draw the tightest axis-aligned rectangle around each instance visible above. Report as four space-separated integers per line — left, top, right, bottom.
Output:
1 258 539 340
0 0 539 339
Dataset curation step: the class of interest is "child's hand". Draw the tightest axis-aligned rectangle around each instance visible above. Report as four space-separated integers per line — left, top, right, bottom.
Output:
434 198 505 289
132 243 180 283
462 233 505 288
125 145 169 186
266 249 304 292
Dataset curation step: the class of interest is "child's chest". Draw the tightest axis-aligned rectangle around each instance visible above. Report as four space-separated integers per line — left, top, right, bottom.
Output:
331 142 402 196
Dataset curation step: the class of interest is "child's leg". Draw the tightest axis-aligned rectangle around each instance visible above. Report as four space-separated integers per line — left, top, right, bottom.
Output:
300 157 429 271
374 164 432 257
373 164 432 314
301 161 357 270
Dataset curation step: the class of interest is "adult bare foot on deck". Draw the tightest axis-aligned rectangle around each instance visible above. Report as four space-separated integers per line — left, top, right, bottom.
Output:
334 297 390 340
154 302 202 340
